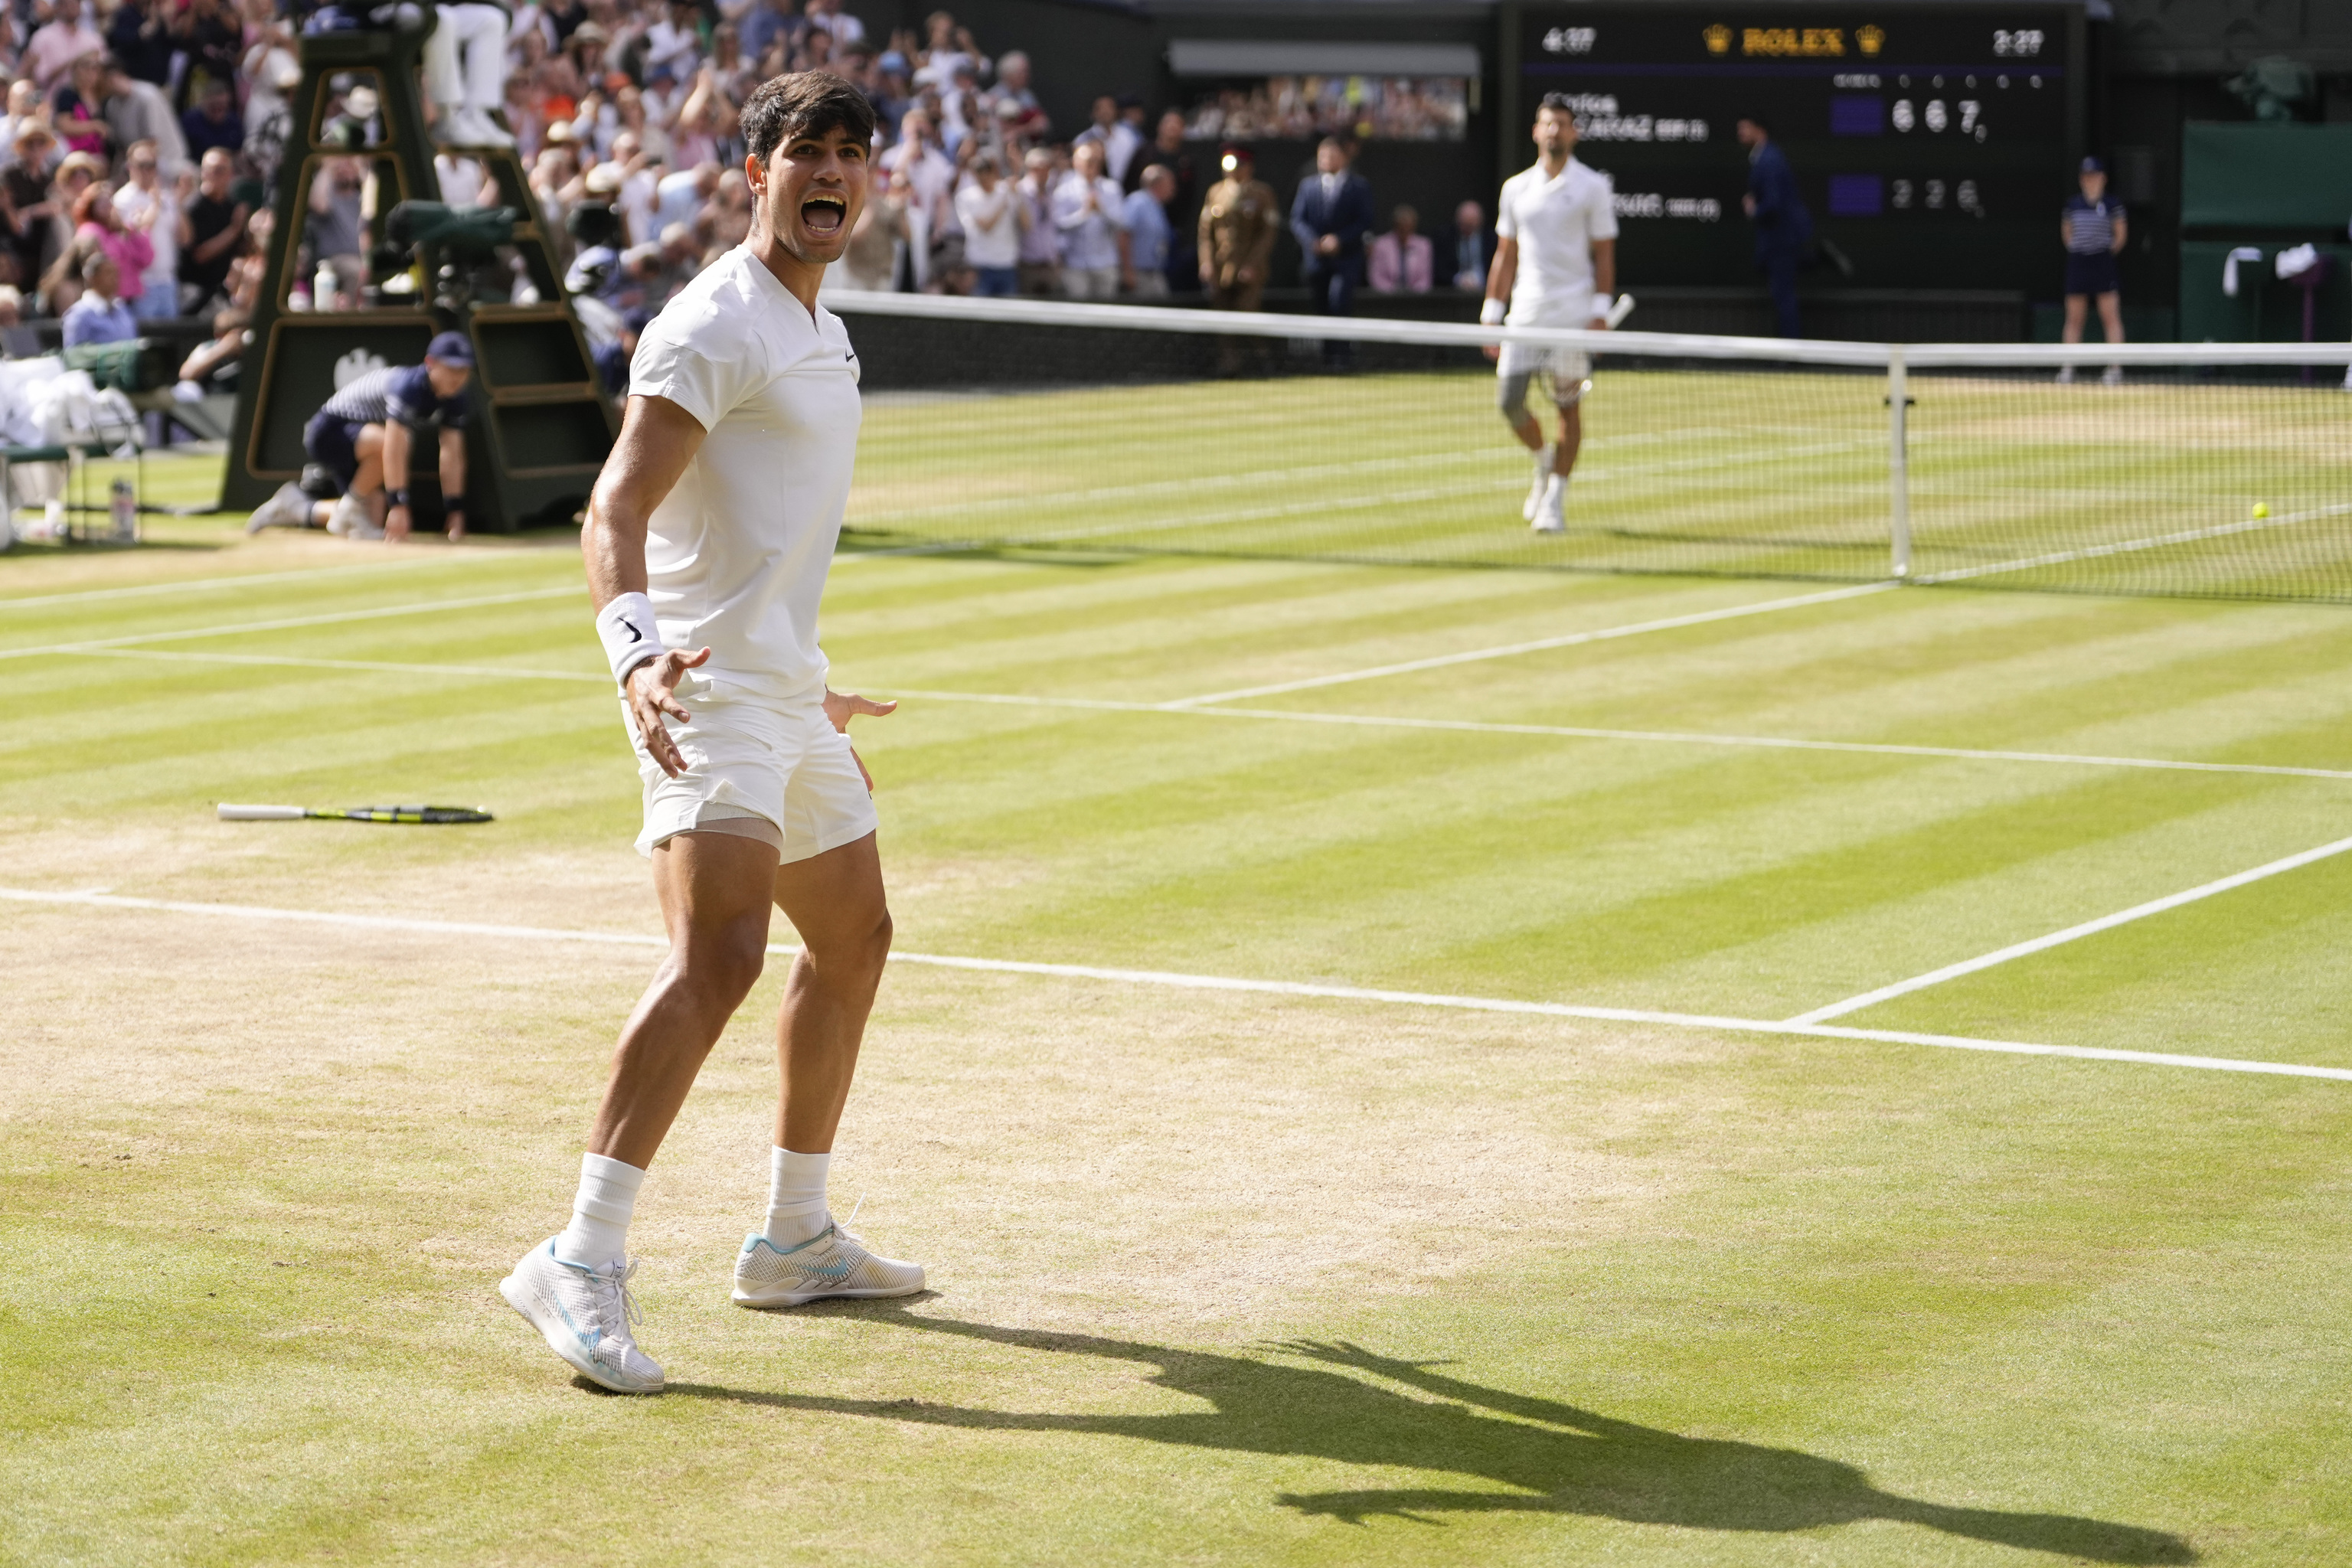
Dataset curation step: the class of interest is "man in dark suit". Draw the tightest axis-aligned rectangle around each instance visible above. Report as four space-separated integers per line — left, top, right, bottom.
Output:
1289 136 1374 359
1738 113 1811 337
1446 199 1491 292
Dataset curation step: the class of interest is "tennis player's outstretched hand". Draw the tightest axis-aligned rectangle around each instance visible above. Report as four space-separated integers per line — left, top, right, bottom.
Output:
823 687 897 793
626 646 711 778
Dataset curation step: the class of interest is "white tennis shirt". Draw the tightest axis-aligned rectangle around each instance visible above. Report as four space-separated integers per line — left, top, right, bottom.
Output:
629 247 862 704
1495 157 1619 326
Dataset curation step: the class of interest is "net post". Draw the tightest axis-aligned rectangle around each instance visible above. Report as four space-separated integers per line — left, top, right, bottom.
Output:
1887 346 1912 580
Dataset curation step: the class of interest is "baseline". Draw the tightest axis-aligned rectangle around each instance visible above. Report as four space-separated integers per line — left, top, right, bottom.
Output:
1787 831 2352 1024
5 886 2344 1083
1171 582 1895 706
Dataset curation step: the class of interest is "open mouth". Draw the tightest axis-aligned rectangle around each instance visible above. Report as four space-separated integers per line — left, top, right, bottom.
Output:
801 193 847 236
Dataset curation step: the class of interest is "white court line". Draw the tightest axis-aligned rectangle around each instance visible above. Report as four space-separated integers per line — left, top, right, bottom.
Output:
884 688 2352 784
5 886 2347 1083
0 584 583 661
52 648 2352 786
0 553 528 611
63 647 612 682
850 433 1883 531
1173 582 1896 706
1787 831 2352 1025
1915 500 2352 586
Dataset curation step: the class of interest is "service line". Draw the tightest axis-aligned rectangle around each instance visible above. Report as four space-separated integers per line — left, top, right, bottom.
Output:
1172 581 1898 706
51 648 2352 786
0 583 585 662
0 551 541 612
1786 831 2352 1024
3 885 2345 1083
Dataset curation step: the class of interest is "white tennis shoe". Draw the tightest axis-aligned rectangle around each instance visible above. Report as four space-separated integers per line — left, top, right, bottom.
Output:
325 492 381 539
1521 446 1556 521
244 482 311 534
1531 475 1566 534
733 1222 926 1308
500 1240 665 1394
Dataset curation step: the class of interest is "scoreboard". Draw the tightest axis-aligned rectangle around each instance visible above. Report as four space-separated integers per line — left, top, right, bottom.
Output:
1501 4 2087 294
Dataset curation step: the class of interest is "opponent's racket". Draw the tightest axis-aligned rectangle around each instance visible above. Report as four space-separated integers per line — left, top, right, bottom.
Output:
1604 293 1637 328
217 804 495 825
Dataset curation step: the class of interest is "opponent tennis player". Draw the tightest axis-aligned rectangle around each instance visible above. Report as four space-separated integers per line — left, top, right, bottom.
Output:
1484 93 1618 534
500 72 921 1396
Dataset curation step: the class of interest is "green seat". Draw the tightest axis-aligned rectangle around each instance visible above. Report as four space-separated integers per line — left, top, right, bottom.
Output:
63 339 174 394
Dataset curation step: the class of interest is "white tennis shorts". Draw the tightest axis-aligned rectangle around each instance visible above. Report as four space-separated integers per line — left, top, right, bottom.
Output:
626 678 878 861
1496 341 1593 410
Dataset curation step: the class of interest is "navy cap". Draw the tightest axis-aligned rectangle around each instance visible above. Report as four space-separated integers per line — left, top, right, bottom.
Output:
425 330 475 367
2079 155 2103 174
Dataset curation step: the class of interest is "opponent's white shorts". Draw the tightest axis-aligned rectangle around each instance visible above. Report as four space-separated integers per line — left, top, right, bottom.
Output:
626 680 878 861
1496 341 1593 410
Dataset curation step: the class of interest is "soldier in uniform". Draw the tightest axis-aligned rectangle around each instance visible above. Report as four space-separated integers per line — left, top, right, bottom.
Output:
1197 143 1279 312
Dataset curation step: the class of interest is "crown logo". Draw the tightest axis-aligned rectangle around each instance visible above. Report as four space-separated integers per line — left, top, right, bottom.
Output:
1856 24 1884 54
1703 24 1733 54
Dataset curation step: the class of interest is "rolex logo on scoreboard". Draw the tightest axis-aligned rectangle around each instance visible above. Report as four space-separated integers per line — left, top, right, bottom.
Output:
1703 24 1733 54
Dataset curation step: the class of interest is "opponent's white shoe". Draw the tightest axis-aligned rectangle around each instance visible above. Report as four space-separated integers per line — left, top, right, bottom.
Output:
733 1222 926 1308
1531 475 1566 534
1521 445 1556 521
244 481 312 534
499 1239 665 1393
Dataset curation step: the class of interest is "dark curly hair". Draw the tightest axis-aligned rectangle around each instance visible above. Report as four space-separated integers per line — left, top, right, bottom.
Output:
740 71 877 163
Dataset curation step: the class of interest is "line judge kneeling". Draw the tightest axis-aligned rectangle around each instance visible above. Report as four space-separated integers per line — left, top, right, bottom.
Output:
244 331 476 542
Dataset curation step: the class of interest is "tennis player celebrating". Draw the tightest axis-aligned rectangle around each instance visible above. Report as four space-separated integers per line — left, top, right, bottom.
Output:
1485 92 1619 534
500 73 921 1396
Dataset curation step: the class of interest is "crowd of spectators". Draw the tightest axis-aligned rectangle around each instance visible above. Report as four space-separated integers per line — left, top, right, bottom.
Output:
0 0 1496 396
522 20 1221 312
0 0 291 410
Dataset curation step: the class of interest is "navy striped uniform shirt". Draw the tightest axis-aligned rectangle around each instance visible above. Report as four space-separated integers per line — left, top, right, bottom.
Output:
318 364 469 430
2063 194 2124 256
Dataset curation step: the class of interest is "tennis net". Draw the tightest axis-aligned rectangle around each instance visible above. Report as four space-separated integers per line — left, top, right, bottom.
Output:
823 291 2352 603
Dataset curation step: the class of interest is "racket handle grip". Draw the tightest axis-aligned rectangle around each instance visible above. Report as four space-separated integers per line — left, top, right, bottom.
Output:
217 804 304 820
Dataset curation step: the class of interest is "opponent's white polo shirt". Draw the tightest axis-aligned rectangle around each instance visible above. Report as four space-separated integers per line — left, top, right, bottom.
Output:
629 247 861 705
1495 158 1619 327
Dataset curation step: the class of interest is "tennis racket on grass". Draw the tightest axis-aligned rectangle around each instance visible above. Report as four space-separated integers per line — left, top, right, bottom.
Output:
217 804 494 825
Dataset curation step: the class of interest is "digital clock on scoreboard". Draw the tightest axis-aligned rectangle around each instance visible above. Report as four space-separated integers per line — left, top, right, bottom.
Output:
1503 4 2086 293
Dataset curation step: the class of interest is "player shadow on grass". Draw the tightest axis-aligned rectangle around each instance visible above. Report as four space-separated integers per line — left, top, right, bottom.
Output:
672 1305 2193 1562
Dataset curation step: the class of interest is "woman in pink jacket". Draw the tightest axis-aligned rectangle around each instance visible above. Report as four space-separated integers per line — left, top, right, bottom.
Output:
72 182 155 308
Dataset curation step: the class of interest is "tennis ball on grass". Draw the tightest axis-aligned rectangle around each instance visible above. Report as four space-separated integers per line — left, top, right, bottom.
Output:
2252 501 2271 519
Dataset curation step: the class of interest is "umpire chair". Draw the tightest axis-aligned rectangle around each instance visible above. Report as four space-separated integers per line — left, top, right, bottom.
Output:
219 19 615 530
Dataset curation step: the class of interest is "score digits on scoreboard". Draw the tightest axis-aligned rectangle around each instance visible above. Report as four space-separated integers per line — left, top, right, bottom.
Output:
1511 4 2082 291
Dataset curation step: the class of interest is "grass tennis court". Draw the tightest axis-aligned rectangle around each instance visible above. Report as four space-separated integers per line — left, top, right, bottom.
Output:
7 452 2352 1564
843 360 2352 596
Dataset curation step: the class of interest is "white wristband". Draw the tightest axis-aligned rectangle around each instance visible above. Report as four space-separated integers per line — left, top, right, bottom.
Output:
1479 297 1506 326
1591 292 1615 321
596 592 663 685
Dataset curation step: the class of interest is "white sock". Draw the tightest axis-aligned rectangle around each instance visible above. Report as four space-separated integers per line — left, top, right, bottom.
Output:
1534 443 1555 475
763 1147 831 1250
553 1152 644 1267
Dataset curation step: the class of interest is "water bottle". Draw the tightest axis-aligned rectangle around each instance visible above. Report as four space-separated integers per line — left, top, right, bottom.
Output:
110 479 137 543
